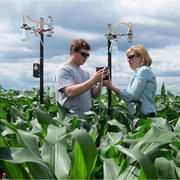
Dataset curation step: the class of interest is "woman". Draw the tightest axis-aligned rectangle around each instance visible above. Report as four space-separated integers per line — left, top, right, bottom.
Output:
104 44 157 118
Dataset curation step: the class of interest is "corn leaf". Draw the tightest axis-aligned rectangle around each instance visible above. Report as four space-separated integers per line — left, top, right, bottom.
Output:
115 145 158 179
155 157 179 179
0 104 6 119
41 125 71 179
102 157 120 179
34 108 58 132
0 160 31 179
70 128 97 179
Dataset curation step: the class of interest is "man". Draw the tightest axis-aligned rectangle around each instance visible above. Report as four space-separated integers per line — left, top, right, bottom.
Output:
55 39 107 119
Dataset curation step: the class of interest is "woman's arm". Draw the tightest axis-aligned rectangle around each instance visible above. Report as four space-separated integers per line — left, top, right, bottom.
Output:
103 76 120 96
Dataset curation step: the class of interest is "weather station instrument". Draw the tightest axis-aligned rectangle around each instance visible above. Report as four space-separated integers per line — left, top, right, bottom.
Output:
105 22 133 114
21 14 54 104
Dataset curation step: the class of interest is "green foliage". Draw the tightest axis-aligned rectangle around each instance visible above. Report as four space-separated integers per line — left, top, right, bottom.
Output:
70 129 97 179
0 84 180 179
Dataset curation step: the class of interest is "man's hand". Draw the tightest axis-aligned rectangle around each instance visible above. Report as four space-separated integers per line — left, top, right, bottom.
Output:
92 68 109 83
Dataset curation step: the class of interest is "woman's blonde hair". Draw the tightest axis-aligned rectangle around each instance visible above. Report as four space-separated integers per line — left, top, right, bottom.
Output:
126 45 152 66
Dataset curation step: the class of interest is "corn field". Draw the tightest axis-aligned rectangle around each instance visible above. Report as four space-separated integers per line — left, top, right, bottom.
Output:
0 84 180 179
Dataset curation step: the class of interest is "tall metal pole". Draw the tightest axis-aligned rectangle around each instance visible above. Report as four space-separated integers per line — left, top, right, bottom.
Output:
107 24 112 115
107 39 112 115
40 17 44 104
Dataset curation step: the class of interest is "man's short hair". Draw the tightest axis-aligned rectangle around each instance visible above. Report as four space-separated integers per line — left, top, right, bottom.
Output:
70 39 90 55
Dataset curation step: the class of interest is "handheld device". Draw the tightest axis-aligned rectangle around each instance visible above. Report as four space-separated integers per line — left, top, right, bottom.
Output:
96 67 109 80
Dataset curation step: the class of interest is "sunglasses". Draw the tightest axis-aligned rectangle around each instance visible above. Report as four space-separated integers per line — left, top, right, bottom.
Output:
127 54 140 60
79 51 90 58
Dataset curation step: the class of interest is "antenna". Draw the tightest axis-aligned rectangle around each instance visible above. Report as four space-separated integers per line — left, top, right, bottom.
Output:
21 28 27 41
47 16 53 37
127 23 133 43
21 24 29 41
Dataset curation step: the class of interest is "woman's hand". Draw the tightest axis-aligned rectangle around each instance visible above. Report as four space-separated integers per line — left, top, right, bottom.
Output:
103 75 120 96
103 75 112 88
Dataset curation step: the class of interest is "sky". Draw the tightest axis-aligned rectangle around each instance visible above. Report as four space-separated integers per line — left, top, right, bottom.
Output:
0 0 180 95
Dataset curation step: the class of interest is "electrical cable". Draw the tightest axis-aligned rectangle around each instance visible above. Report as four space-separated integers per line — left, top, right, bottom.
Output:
98 68 105 115
22 32 52 60
23 14 49 25
112 22 132 35
34 32 54 60
35 32 44 48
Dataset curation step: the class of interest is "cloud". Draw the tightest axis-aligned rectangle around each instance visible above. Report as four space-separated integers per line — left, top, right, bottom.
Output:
55 26 103 41
113 0 180 49
114 0 180 19
0 0 180 96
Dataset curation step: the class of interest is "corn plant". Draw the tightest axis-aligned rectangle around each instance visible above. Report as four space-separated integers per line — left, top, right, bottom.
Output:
0 84 180 179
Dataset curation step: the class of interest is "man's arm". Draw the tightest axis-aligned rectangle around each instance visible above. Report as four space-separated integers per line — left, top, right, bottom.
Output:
62 77 96 98
62 68 108 98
